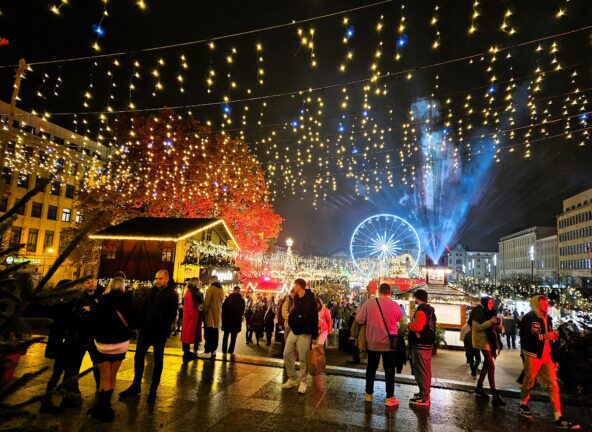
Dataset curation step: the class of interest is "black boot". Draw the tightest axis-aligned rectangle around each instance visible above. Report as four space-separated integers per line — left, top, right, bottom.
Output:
119 382 141 398
474 385 489 398
39 394 62 414
88 391 113 422
147 387 157 404
492 392 506 406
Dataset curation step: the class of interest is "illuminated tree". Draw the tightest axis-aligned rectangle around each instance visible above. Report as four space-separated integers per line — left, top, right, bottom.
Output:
65 110 282 273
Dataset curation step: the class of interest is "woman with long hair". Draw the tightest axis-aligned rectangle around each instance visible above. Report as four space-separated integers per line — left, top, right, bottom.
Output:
316 298 332 346
181 278 202 360
471 296 506 406
88 277 133 422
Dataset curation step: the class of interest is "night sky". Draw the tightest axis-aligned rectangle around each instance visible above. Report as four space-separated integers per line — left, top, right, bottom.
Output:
1 0 591 255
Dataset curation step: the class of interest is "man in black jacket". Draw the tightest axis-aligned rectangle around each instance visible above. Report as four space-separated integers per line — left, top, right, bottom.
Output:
518 295 580 430
73 277 101 392
221 286 246 354
281 278 318 395
120 270 178 404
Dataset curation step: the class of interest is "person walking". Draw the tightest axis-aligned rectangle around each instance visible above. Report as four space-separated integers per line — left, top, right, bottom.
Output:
282 278 318 394
408 289 436 407
74 276 101 392
119 270 178 403
460 321 481 379
316 298 332 345
503 311 517 349
251 299 266 346
221 286 246 354
198 276 225 359
88 277 133 422
331 302 343 333
471 296 506 405
245 304 254 345
181 278 202 361
518 295 580 429
264 303 276 346
279 289 295 354
355 283 402 407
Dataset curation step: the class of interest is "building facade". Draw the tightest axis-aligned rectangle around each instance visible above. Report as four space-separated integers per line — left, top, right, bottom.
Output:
447 244 496 281
557 188 592 283
498 226 557 281
1 101 109 283
535 235 559 281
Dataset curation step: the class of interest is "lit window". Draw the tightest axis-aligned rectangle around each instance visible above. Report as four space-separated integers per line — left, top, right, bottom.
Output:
161 247 173 262
61 208 71 222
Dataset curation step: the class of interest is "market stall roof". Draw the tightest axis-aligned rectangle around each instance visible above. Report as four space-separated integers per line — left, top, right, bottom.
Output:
89 217 239 247
394 283 478 302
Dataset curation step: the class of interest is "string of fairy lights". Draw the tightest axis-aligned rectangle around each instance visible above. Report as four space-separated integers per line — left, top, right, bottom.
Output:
0 1 590 206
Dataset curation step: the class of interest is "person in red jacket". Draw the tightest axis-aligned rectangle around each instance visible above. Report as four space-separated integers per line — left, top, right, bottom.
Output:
181 278 202 361
316 298 332 345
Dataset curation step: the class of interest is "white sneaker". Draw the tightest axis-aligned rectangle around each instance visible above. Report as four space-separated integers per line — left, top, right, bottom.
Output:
297 381 307 394
281 379 299 389
197 352 212 359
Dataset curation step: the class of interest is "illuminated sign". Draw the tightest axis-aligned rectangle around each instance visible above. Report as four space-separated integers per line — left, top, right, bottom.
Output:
212 269 233 282
5 256 41 265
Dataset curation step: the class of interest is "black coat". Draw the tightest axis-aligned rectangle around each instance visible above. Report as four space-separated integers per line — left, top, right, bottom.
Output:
74 290 100 343
221 292 246 333
91 291 133 344
45 299 79 360
264 308 276 332
288 289 319 339
139 284 179 340
251 305 266 333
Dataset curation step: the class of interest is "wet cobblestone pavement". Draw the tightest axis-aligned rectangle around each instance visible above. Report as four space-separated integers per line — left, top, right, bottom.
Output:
7 343 592 431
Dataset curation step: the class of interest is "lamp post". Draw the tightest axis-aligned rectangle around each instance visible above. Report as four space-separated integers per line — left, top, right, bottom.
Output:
493 253 498 286
529 245 535 283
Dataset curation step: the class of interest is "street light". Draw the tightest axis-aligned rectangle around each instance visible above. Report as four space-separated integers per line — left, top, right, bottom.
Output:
493 253 497 286
286 238 293 249
529 245 535 283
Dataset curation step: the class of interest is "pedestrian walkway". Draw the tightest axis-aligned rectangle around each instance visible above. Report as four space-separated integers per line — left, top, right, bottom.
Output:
8 343 591 431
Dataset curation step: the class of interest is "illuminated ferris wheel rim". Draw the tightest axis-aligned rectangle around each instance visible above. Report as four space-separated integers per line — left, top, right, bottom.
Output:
349 213 422 273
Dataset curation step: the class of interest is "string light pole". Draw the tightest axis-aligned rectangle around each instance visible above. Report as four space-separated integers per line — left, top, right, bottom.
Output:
529 245 535 283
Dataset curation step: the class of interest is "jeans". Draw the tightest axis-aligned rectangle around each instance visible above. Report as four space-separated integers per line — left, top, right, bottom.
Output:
365 350 396 398
222 331 238 354
478 350 497 392
505 333 516 349
333 318 342 333
46 357 79 395
203 327 219 353
411 348 433 400
283 332 311 383
133 331 167 391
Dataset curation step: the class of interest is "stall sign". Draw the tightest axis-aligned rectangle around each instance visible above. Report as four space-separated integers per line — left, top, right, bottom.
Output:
212 269 234 282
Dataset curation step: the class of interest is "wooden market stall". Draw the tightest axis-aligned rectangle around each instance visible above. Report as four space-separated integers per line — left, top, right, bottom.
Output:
90 217 239 283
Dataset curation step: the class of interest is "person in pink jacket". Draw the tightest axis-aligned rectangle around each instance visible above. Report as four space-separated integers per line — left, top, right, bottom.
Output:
316 298 332 345
356 283 403 407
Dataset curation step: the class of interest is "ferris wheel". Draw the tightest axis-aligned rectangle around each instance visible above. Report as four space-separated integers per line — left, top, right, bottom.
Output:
350 214 421 276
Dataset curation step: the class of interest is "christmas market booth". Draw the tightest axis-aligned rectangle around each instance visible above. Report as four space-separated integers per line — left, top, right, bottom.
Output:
90 217 239 284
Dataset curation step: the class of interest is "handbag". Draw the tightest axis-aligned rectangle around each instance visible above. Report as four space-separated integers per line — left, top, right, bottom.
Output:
307 344 326 375
376 299 398 351
94 309 131 355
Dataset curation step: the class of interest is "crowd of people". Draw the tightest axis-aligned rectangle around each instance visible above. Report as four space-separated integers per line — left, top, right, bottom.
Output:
38 272 581 429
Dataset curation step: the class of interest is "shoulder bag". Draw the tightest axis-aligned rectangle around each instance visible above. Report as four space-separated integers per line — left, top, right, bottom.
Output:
376 298 398 351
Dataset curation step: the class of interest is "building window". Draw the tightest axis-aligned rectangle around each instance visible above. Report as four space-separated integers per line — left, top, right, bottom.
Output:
61 208 71 222
15 203 25 215
6 140 16 155
0 196 7 212
75 211 82 223
104 244 117 260
35 176 47 190
58 235 66 254
2 168 12 185
69 162 78 176
9 226 22 248
31 202 42 218
24 146 34 159
161 247 173 262
50 181 60 196
47 205 58 220
65 184 75 199
26 228 39 253
39 151 48 166
17 173 30 188
43 230 54 252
